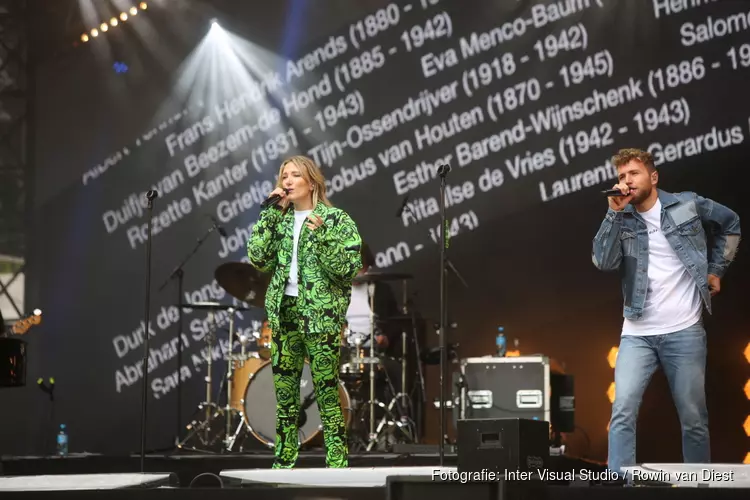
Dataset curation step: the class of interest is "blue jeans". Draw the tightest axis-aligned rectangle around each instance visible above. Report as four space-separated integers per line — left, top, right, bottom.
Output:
607 321 710 476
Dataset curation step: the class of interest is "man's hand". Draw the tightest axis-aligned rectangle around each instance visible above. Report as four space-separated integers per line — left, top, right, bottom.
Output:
607 183 634 212
708 274 721 296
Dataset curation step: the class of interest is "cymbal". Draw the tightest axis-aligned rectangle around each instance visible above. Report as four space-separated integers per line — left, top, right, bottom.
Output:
178 302 250 311
353 271 413 284
214 262 268 307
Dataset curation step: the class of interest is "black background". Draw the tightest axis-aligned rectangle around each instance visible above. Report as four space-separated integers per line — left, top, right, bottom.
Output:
2 0 749 465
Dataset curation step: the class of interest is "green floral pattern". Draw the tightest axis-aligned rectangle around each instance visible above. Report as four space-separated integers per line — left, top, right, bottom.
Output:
271 295 347 468
247 201 362 468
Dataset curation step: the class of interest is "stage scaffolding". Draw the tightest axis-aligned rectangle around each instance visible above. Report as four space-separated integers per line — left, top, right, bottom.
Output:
0 0 31 321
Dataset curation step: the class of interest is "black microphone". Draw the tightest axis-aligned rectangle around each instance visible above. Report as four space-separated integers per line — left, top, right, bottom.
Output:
146 190 159 201
207 215 227 237
260 188 289 208
396 193 410 217
602 188 630 197
437 163 451 177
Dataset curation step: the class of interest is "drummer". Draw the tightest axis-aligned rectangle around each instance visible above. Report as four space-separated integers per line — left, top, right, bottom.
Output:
344 243 407 412
345 243 400 353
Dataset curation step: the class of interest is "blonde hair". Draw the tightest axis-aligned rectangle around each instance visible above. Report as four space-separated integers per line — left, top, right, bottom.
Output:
275 155 332 213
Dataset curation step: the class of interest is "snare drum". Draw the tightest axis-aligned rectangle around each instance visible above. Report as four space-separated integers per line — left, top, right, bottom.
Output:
242 360 353 448
340 328 386 382
339 327 364 376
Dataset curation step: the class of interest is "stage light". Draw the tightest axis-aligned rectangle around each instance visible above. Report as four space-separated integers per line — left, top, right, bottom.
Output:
113 61 129 74
74 4 152 47
745 344 749 462
607 382 615 404
607 346 617 431
607 347 618 369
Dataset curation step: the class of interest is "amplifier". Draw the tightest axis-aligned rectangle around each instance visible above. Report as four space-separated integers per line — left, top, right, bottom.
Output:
458 356 574 433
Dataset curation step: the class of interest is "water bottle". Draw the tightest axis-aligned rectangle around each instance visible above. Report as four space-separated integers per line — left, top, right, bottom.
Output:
496 327 507 357
57 424 68 456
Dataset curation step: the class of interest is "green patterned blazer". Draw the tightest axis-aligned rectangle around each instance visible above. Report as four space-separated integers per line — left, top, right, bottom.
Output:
247 201 363 336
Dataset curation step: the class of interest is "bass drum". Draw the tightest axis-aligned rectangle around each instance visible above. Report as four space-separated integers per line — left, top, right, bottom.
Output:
230 355 265 412
242 360 353 447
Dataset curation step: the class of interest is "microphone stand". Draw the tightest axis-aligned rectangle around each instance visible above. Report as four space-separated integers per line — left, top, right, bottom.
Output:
157 221 221 444
140 189 159 473
446 258 468 289
436 163 450 466
399 184 467 450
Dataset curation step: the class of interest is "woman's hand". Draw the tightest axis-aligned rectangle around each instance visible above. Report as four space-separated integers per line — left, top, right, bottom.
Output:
306 214 325 231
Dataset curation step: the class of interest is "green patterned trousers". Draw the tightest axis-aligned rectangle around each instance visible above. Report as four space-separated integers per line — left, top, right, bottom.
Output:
271 294 348 468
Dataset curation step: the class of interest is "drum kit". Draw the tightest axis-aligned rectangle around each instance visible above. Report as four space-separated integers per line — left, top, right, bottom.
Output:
175 262 424 454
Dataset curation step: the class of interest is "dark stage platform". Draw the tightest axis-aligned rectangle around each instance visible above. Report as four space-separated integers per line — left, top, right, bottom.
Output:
2 451 750 499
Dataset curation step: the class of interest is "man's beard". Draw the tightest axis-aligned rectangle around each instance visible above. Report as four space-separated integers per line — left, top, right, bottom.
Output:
630 186 651 205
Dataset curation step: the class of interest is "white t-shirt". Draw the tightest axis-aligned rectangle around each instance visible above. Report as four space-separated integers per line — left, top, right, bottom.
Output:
346 282 373 343
284 209 312 296
622 198 702 336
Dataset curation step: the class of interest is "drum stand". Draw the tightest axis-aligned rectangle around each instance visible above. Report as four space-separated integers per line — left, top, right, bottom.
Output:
362 282 416 451
176 310 221 451
225 323 263 452
222 308 248 451
402 278 426 441
367 283 377 443
176 308 245 453
350 283 382 450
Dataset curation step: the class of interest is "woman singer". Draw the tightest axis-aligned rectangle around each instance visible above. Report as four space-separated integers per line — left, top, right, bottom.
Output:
247 155 362 469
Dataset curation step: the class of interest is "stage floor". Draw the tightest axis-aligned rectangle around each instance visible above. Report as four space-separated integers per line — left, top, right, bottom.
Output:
0 449 462 486
2 451 750 500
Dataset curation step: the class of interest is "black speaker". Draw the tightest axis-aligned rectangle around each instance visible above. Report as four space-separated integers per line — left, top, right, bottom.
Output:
457 418 550 477
550 373 575 433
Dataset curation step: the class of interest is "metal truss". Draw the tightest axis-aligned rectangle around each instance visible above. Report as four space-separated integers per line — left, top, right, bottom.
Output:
0 0 30 321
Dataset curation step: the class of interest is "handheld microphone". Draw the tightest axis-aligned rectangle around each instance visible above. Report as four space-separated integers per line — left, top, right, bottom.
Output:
260 188 289 208
602 188 630 197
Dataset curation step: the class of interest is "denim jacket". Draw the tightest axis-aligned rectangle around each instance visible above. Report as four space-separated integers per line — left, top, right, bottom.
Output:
592 189 741 320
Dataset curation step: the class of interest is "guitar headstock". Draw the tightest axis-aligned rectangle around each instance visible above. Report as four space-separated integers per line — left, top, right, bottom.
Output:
10 309 42 335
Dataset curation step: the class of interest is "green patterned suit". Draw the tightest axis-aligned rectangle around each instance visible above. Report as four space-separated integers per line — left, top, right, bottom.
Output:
247 201 362 468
